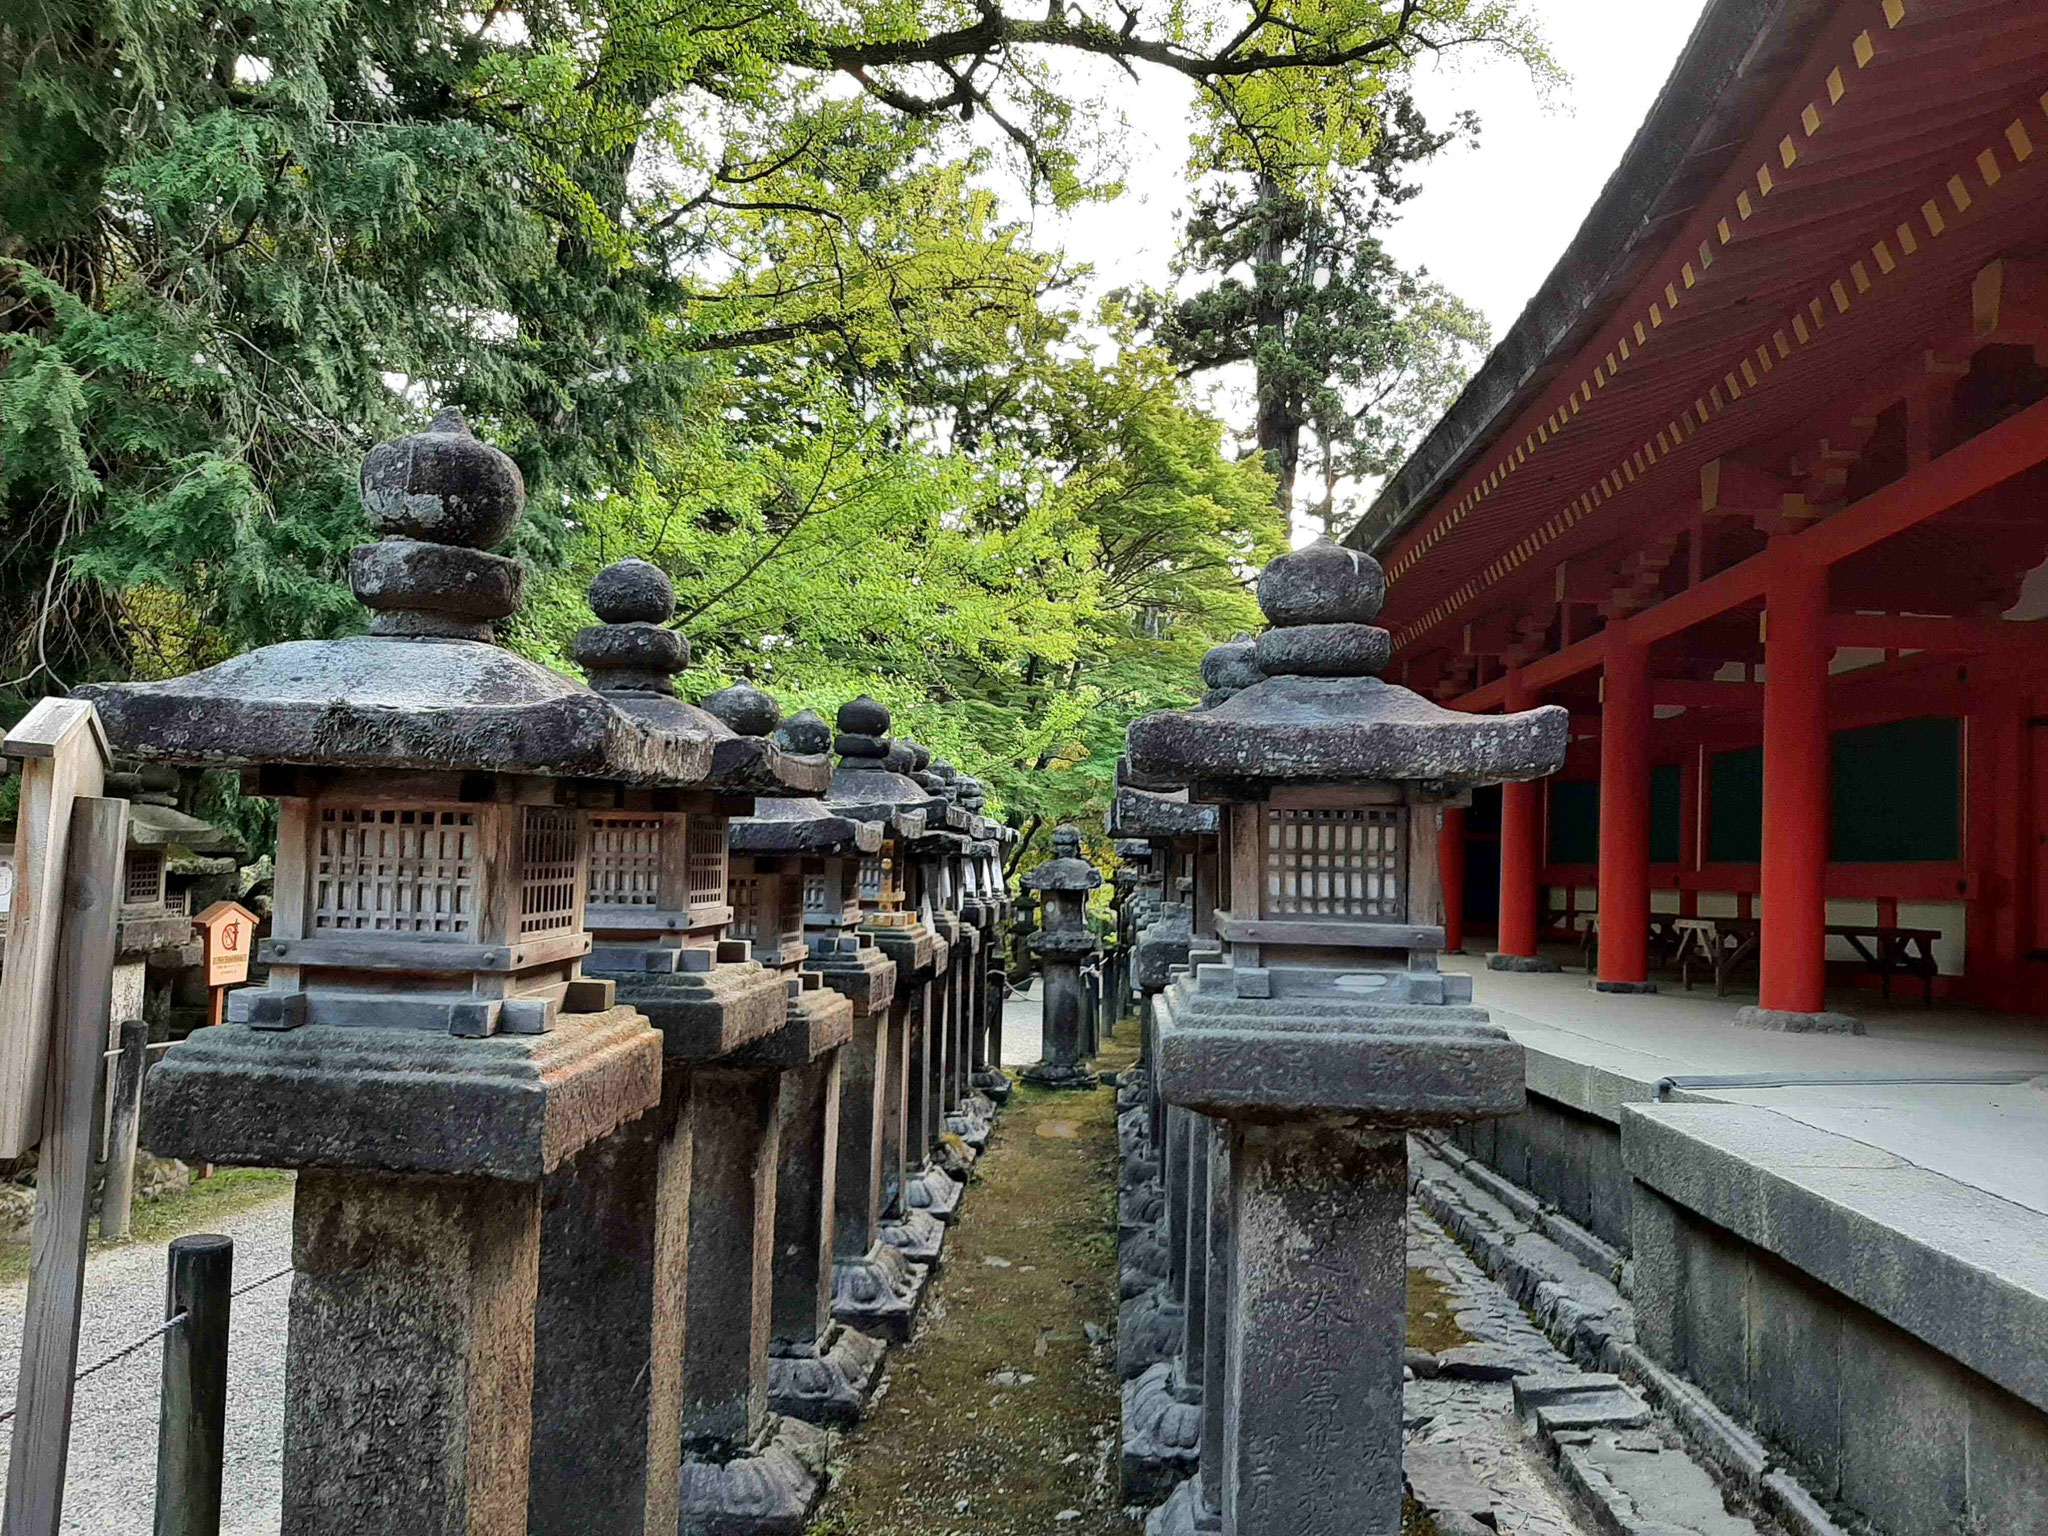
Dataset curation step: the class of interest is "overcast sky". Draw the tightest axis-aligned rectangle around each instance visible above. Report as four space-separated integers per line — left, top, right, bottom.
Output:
1003 0 1717 541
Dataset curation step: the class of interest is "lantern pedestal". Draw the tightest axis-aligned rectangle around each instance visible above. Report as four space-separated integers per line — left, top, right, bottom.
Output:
144 1009 662 1536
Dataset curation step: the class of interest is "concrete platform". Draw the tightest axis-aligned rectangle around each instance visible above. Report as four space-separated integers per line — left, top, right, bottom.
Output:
1449 956 2048 1217
1438 954 2048 1536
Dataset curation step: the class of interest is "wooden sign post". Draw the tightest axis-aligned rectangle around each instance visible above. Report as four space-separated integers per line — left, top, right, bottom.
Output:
0 700 110 1159
194 901 257 1030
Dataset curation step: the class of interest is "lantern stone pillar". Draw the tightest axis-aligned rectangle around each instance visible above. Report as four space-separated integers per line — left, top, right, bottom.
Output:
723 715 897 1428
1126 539 1568 1536
1019 826 1100 1089
83 414 712 1536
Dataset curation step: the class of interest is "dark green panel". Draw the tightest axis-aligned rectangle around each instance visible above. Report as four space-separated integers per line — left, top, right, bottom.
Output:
1830 717 1960 863
1548 780 1600 865
1707 747 1764 865
1650 764 1683 865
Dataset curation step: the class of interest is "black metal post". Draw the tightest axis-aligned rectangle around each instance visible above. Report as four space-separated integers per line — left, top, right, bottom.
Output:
155 1234 233 1536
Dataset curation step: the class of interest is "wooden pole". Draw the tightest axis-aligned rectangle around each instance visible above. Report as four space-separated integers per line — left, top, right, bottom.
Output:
154 1234 233 1536
2 795 129 1536
99 1019 148 1242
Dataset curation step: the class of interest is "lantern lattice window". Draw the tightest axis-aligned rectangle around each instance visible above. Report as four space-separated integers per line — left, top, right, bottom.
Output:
778 873 803 941
1263 807 1404 920
803 873 832 918
587 814 662 908
858 856 885 901
730 875 763 942
123 849 165 905
314 807 479 936
686 817 727 909
518 807 581 936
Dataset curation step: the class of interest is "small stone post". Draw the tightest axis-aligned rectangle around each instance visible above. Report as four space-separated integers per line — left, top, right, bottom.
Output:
1126 540 1568 1536
1019 826 1100 1089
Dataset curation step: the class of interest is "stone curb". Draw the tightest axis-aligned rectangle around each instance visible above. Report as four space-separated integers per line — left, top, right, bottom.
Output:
1410 1135 1853 1536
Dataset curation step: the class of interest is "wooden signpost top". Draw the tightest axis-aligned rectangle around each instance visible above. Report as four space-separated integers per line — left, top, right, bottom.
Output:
0 701 111 1160
195 900 258 989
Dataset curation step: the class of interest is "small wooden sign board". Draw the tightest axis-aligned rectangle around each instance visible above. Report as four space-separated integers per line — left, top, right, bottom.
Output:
196 900 257 988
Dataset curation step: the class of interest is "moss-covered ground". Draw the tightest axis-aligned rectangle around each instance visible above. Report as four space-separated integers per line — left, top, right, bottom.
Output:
810 1024 1467 1535
811 1034 1139 1534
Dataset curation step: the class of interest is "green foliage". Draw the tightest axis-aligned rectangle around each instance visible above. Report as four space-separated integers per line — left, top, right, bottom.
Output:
1 0 1509 840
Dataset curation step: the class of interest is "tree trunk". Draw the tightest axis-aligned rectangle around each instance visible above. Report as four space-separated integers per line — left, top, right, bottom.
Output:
1251 173 1300 517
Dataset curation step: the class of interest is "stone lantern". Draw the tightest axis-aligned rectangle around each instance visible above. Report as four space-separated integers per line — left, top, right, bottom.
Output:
1019 825 1101 1089
823 700 954 1281
78 410 700 1536
643 681 856 1533
718 703 897 1431
966 825 1015 1107
1126 540 1568 1536
531 560 824 1536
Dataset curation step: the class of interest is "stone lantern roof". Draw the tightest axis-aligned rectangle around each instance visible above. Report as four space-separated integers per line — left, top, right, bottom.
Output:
79 413 712 786
728 711 884 856
573 559 828 796
1106 785 1218 840
1127 540 1569 791
1022 826 1101 895
822 698 945 834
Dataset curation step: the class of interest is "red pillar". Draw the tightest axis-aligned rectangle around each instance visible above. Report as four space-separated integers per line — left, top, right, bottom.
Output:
1759 560 1831 1015
1597 637 1653 988
1496 679 1547 965
1439 807 1468 953
1677 746 1701 917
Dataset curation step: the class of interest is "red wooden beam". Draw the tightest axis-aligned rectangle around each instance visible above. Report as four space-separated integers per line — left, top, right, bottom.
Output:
1825 614 2048 652
1449 393 2048 713
1650 680 1765 709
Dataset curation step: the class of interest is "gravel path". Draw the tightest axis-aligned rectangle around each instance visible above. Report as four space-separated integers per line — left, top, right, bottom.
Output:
0 1189 293 1535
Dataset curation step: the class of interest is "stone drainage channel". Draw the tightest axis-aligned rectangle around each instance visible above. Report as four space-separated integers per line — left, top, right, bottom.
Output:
1402 1196 1774 1536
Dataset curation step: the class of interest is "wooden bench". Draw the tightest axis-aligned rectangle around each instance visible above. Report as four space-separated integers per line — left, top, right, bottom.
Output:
1671 916 1762 996
1575 911 1686 975
1827 924 1941 1005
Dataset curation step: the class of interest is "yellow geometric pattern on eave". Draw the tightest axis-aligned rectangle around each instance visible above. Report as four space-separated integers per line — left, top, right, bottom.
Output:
1385 0 2025 654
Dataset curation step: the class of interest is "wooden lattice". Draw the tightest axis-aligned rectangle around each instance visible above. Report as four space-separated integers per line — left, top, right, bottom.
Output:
519 807 581 936
803 873 832 919
314 807 478 935
687 817 727 908
1264 807 1405 920
730 875 762 942
123 849 164 906
588 815 662 908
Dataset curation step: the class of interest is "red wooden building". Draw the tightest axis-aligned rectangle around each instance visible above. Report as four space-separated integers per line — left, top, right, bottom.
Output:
1350 0 2048 1022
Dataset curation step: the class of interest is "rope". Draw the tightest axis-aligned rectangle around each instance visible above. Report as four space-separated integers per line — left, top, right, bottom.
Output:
0 1314 188 1426
0 1262 291 1425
